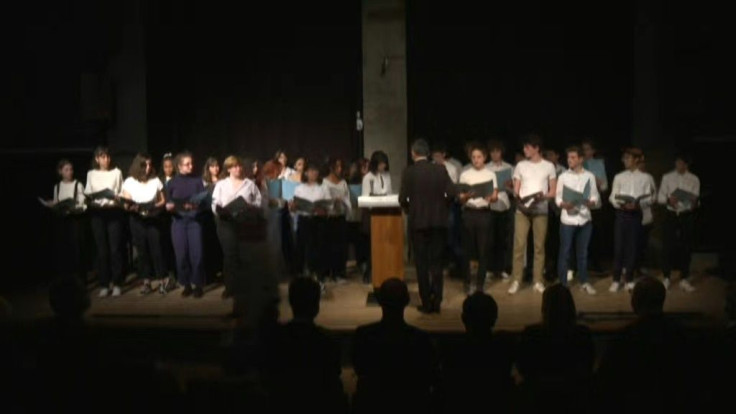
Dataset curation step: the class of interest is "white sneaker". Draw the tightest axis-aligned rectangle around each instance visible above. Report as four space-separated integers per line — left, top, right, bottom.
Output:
567 270 574 282
679 279 695 293
111 286 122 297
485 271 492 280
663 278 671 290
533 282 545 294
609 282 621 293
581 283 597 295
98 288 110 298
508 280 520 295
501 272 511 280
625 282 636 292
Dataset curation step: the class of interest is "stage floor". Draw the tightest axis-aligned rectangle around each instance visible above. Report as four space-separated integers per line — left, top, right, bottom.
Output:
22 267 721 333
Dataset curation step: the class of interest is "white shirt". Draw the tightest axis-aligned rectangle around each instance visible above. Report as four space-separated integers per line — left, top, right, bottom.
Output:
278 166 295 180
53 180 86 206
122 177 163 203
459 167 498 209
362 171 392 196
657 170 700 214
447 157 463 175
442 161 460 184
555 168 601 226
485 161 513 212
609 169 654 209
84 168 123 206
211 177 262 213
322 178 352 215
294 182 330 216
641 172 657 225
513 159 557 214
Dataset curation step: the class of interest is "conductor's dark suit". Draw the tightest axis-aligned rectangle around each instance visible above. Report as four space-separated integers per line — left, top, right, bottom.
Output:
399 158 457 309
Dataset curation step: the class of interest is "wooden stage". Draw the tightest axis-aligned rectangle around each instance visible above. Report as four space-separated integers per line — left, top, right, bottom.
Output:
44 267 725 333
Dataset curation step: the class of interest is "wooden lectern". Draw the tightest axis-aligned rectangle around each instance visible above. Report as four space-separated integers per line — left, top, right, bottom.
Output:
358 195 405 302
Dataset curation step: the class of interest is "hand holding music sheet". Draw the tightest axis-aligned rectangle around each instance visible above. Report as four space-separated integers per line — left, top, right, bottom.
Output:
171 190 210 212
39 197 85 215
562 181 592 206
517 191 544 213
614 194 648 205
293 196 333 215
456 180 495 198
120 198 161 217
670 188 698 209
216 196 264 223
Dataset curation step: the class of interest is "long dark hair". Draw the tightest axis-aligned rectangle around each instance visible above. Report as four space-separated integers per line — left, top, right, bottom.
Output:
128 153 156 182
542 284 577 333
369 151 389 174
91 146 115 170
202 157 222 184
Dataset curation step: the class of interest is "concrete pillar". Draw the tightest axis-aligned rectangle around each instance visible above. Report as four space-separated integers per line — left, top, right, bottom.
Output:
107 21 147 168
362 0 408 192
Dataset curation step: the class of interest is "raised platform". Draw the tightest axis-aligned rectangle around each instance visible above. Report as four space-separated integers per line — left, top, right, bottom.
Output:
8 268 724 333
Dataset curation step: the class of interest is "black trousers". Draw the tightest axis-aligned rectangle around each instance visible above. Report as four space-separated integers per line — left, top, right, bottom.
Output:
325 216 348 278
89 209 125 287
161 213 175 277
347 221 369 268
462 209 492 290
489 209 512 274
296 216 327 277
636 223 653 272
53 214 86 283
129 214 167 281
661 210 695 279
216 218 245 293
613 210 642 282
202 211 223 280
588 208 606 270
412 227 446 306
280 207 298 275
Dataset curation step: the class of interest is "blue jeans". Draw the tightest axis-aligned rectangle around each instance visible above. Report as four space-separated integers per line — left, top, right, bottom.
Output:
558 221 593 285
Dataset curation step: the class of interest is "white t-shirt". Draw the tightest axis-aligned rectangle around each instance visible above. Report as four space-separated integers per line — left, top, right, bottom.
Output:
322 178 352 216
513 159 557 213
54 180 86 206
294 182 330 216
609 169 654 210
459 167 498 209
84 168 123 206
211 177 261 213
657 170 700 214
122 177 163 203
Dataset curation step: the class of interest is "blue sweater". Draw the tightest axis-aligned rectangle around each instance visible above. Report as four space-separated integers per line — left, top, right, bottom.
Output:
166 174 206 220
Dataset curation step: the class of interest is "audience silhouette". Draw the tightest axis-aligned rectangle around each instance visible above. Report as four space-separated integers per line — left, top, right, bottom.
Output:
352 278 437 414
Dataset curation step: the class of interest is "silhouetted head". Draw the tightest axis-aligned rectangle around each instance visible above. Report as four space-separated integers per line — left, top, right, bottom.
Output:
49 278 90 320
462 292 498 334
288 277 321 321
631 277 666 317
377 278 410 315
411 139 430 160
541 284 577 331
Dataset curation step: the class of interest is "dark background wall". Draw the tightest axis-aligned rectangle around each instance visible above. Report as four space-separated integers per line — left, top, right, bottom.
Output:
145 1 363 167
407 0 634 162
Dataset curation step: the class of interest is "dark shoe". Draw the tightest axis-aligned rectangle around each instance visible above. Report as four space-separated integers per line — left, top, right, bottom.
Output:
432 301 441 314
192 286 204 298
139 283 153 295
165 279 178 291
416 305 433 314
181 285 193 297
221 288 232 299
